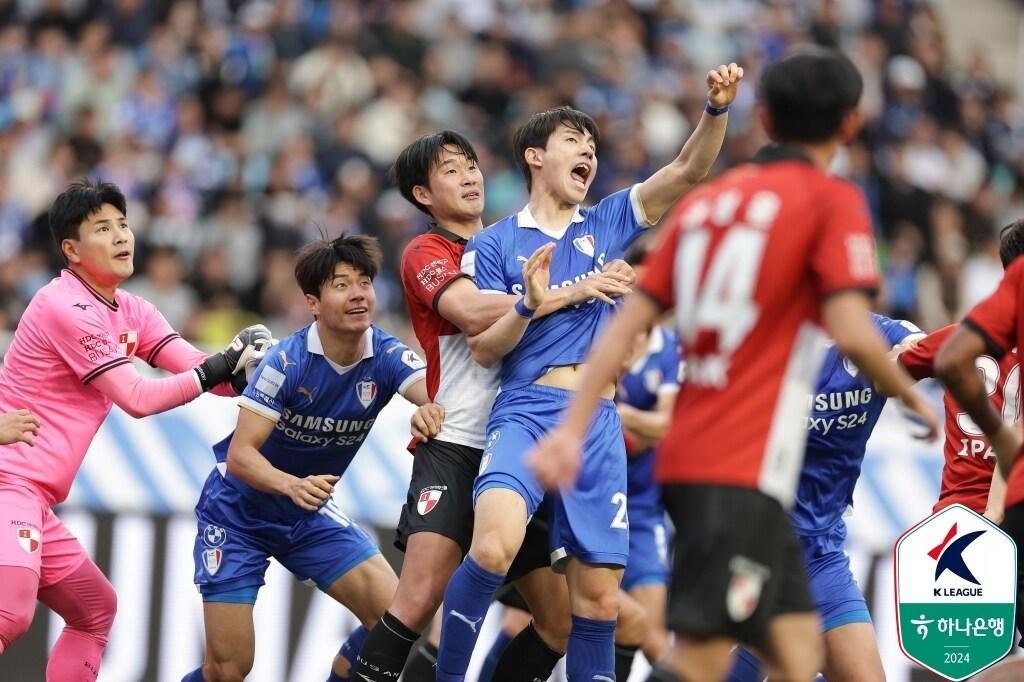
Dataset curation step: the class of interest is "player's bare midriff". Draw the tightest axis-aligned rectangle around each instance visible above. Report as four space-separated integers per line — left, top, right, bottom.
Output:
534 363 615 399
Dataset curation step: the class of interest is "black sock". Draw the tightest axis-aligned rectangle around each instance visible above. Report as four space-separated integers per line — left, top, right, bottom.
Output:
353 611 420 682
647 665 685 682
615 644 640 681
493 622 564 682
402 640 438 682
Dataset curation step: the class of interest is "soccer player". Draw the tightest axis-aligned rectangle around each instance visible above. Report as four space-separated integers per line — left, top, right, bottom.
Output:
0 179 268 679
437 62 747 682
899 220 1024 523
180 235 443 682
527 49 939 682
729 314 924 682
0 410 40 446
356 130 634 682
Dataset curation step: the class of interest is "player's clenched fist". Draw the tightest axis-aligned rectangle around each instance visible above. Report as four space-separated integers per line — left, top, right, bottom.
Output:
411 403 445 443
0 409 41 446
527 425 584 491
706 62 744 109
285 474 340 511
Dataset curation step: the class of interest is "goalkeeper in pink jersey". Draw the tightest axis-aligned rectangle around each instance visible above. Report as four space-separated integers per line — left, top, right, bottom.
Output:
0 179 271 680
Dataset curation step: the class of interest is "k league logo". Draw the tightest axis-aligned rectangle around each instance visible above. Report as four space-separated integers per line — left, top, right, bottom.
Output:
895 504 1016 680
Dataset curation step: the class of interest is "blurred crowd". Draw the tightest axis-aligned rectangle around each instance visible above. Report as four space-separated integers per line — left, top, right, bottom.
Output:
1 0 1023 351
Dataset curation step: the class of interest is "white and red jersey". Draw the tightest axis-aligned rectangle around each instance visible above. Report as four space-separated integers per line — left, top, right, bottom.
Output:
960 259 1024 508
899 324 1020 514
400 226 498 450
638 148 880 506
0 269 181 504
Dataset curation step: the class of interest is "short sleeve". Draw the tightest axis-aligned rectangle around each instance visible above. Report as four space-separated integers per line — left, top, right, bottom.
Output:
963 260 1024 358
898 325 955 381
658 332 682 394
131 297 182 366
47 297 131 384
401 237 468 313
637 219 682 310
379 335 428 397
239 344 299 421
874 315 925 347
461 229 508 294
590 185 654 256
811 181 881 298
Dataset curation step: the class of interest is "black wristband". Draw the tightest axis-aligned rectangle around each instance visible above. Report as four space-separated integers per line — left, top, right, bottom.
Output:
194 353 231 392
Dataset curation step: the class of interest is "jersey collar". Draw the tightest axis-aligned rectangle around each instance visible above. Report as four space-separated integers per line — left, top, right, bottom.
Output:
516 204 585 240
64 268 119 311
307 322 375 373
752 144 814 165
629 326 665 373
427 223 469 245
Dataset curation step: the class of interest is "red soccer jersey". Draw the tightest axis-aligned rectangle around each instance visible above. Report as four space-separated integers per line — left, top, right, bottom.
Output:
900 325 1020 513
961 258 1024 508
400 226 498 450
638 151 880 505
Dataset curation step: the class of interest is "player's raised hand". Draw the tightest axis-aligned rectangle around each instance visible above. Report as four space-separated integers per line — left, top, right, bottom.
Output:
0 409 41 446
195 323 275 392
528 425 584 491
286 474 340 511
570 271 632 305
411 402 445 443
522 243 555 311
231 335 278 395
706 62 744 109
602 259 636 287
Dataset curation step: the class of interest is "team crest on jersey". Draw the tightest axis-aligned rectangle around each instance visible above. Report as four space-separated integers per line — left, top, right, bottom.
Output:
118 331 138 357
726 556 769 623
417 486 447 515
572 234 596 257
356 380 378 408
16 527 40 554
202 524 227 547
203 548 223 575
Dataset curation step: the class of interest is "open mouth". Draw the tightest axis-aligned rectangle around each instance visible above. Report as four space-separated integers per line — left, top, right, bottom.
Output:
346 307 368 316
462 190 481 200
570 162 592 187
114 250 131 260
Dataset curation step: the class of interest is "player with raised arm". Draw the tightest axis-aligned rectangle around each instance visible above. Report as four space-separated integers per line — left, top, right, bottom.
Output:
527 49 938 682
0 180 269 680
354 131 634 682
179 235 443 682
436 63 745 682
900 220 1024 524
729 314 925 682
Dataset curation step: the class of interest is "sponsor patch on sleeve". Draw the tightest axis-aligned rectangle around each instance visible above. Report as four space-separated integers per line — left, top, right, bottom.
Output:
255 366 286 398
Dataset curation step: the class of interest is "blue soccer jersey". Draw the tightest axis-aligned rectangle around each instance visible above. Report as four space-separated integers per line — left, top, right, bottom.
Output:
617 326 682 514
212 322 426 522
791 314 923 534
462 185 652 390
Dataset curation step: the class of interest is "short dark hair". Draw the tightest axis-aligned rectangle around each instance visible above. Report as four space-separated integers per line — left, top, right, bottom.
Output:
48 179 128 258
999 219 1024 268
293 234 382 297
760 47 863 144
512 106 599 192
390 131 480 216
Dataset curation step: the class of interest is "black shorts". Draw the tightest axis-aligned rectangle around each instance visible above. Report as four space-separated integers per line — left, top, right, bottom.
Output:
999 501 1024 646
394 439 553 583
663 483 813 648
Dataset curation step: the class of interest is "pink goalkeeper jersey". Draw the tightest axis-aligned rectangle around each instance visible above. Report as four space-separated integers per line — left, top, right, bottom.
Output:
0 269 182 504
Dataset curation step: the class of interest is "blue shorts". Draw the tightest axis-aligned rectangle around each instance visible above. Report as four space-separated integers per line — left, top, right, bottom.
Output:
622 508 670 590
799 521 870 631
193 471 380 603
475 384 628 568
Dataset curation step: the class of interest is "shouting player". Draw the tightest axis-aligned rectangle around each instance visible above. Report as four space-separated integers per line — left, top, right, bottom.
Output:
0 180 268 680
528 49 938 682
436 62 745 682
180 235 442 682
729 314 924 682
900 219 1024 523
354 130 634 682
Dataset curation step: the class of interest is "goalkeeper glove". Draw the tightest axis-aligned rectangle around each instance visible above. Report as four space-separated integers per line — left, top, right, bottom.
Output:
194 324 274 392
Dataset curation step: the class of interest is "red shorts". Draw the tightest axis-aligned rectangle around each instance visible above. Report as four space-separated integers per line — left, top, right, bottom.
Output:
0 484 88 587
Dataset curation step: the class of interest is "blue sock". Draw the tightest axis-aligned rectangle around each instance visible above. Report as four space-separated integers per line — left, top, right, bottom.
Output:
478 629 514 682
181 668 206 682
566 615 616 681
726 647 763 682
437 555 506 681
328 625 371 682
